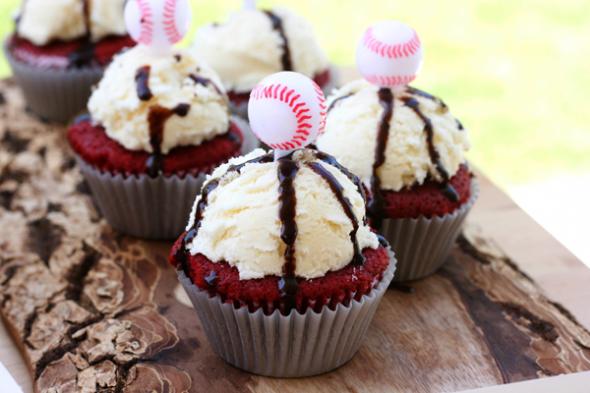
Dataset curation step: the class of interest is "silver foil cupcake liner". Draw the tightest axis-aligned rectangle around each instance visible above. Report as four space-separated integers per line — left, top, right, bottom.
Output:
381 179 479 282
4 43 104 124
77 158 205 240
75 116 254 239
178 247 396 377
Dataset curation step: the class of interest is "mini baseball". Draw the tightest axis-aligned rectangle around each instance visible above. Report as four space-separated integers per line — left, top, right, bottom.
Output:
356 20 423 87
125 0 191 51
248 72 327 153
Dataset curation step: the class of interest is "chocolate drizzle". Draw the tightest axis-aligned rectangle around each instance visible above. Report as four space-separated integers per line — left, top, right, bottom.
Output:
67 0 95 68
406 86 448 112
401 96 459 202
135 66 153 101
145 103 191 177
263 10 293 71
368 88 394 229
189 74 223 96
308 162 364 265
276 159 299 307
327 93 354 113
316 151 367 214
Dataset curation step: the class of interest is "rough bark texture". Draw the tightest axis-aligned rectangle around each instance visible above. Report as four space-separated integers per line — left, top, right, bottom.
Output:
1 79 590 393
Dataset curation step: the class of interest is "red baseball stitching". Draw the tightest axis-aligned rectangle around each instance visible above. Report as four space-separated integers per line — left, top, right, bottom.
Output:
362 27 421 59
137 0 154 45
313 81 327 134
163 0 182 43
251 83 317 150
365 74 416 87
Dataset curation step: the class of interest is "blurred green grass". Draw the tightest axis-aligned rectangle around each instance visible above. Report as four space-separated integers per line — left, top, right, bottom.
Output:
1 0 589 187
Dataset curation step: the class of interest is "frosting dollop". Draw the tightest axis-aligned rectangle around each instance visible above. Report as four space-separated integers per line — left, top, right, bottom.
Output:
316 80 470 191
17 0 127 46
88 45 230 154
191 7 329 93
185 149 379 280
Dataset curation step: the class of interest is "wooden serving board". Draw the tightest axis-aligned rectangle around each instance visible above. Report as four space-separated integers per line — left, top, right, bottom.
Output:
1 78 590 393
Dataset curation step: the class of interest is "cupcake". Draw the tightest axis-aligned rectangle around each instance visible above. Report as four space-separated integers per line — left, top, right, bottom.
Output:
170 72 395 377
5 0 134 123
192 5 333 116
68 2 254 239
317 21 478 281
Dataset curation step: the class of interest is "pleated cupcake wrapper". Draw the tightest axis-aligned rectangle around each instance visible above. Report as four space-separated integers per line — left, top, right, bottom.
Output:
381 179 480 282
77 157 205 240
4 43 104 124
74 115 254 239
229 65 341 120
178 247 396 378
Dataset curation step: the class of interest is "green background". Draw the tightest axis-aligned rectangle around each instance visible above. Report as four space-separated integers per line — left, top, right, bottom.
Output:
2 0 589 188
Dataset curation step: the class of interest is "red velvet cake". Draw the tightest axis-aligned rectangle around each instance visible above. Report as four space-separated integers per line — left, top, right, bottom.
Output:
68 119 242 177
170 231 390 315
381 164 473 219
7 34 135 69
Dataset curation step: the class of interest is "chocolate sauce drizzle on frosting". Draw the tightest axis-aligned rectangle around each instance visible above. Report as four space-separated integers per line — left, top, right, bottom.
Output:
369 88 394 229
133 63 231 177
68 0 96 68
400 96 459 202
179 150 368 308
189 74 224 96
308 162 365 265
277 159 299 307
327 93 353 113
135 66 153 101
146 103 190 177
263 10 293 71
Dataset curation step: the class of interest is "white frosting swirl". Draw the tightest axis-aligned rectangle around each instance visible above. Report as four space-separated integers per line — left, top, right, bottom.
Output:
317 80 470 191
191 7 329 93
88 46 230 154
186 149 379 280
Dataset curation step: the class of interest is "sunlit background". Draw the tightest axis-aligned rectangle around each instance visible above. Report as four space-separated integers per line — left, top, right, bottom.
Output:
1 0 589 264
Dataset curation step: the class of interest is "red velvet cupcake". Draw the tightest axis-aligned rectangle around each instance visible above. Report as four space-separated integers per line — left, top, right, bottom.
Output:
191 6 335 117
317 80 478 281
68 44 251 239
171 149 396 377
4 0 134 123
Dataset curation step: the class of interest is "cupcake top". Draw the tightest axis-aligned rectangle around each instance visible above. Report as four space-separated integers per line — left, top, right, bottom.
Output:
316 79 470 192
88 45 230 155
192 7 329 94
16 0 127 46
184 148 379 280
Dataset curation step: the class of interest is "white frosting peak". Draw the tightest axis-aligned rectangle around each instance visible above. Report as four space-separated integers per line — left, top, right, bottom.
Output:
317 80 470 191
88 46 230 154
186 149 379 280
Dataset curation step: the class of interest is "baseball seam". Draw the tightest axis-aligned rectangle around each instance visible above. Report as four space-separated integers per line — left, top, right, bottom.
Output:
312 81 327 134
251 83 318 150
163 0 182 44
363 27 421 59
365 74 416 87
137 0 154 45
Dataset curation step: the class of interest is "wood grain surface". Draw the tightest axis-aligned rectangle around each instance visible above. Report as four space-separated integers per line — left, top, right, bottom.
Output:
1 78 590 393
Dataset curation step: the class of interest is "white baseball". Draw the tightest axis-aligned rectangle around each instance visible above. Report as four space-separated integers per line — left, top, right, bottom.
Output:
356 21 423 87
125 0 191 51
248 72 327 152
